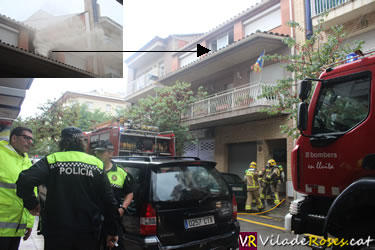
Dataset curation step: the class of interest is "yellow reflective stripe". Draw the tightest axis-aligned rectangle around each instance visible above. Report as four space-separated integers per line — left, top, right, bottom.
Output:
47 151 103 170
0 222 26 230
247 186 259 188
0 181 16 189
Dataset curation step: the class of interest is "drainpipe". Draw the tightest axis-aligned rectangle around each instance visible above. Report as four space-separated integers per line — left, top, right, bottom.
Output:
305 0 313 39
92 0 99 24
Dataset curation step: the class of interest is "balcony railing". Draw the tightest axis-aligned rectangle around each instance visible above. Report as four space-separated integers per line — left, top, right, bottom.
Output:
127 68 160 96
182 83 278 120
311 0 348 17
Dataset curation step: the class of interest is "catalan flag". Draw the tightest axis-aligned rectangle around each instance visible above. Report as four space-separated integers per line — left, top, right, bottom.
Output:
251 50 265 73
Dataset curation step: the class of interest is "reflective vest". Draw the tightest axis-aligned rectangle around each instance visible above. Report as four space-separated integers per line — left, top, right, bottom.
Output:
261 168 273 184
0 141 34 236
106 165 127 189
46 151 104 171
245 169 260 189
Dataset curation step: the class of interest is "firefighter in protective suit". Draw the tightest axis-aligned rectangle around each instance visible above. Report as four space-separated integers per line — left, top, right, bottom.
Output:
259 162 273 205
268 159 281 205
244 162 263 211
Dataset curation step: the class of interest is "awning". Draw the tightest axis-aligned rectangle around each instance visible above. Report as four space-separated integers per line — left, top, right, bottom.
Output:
0 42 98 78
0 78 33 121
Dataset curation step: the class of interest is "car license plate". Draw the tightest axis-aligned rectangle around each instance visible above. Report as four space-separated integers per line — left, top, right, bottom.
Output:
184 215 215 229
232 187 243 191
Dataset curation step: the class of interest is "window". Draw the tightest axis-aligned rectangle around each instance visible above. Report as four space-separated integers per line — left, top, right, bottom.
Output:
217 33 228 50
244 4 281 35
152 165 229 202
312 72 370 134
0 24 19 46
85 102 94 110
179 52 197 68
158 63 165 77
106 104 111 112
210 40 217 51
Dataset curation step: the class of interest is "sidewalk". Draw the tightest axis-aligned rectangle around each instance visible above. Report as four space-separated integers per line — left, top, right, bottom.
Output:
19 217 44 250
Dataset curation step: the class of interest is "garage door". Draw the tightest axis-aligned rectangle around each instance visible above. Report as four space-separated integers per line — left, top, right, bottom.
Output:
183 139 215 161
228 142 257 178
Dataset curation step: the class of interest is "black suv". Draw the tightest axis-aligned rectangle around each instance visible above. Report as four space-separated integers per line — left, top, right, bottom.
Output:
113 156 240 250
221 173 247 211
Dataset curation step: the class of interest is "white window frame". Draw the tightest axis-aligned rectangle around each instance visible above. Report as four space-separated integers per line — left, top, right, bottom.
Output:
217 33 229 50
244 3 281 36
0 23 19 46
179 52 197 68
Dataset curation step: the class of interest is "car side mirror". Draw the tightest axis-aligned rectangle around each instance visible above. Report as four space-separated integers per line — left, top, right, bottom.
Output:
298 80 312 101
297 102 308 131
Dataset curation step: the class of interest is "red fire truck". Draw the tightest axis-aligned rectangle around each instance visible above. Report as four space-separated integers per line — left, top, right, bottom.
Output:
85 122 175 156
285 51 375 244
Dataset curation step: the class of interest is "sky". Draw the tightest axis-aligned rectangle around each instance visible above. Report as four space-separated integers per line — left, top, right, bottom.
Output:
0 0 122 24
124 0 261 51
10 0 263 118
20 78 125 118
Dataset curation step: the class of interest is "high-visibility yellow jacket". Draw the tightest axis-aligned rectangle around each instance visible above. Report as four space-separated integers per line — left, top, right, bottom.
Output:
0 140 35 236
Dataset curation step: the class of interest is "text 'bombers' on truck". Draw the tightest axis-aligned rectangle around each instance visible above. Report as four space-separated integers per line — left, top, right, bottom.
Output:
285 50 375 244
84 119 176 157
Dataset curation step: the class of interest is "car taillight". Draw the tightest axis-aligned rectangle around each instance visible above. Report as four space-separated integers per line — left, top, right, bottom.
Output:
140 203 157 235
232 195 237 220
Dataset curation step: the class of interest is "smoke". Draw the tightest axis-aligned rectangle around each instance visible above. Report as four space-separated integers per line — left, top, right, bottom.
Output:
31 14 122 74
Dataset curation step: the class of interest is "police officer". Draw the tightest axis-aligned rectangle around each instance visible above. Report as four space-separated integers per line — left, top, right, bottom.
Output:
244 162 263 211
93 141 134 250
16 126 120 250
0 127 35 250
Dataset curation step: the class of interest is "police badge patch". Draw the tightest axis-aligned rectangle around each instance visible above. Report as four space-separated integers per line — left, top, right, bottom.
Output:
112 175 117 181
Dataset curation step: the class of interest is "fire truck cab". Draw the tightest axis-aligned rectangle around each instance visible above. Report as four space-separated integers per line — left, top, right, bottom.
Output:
285 52 375 242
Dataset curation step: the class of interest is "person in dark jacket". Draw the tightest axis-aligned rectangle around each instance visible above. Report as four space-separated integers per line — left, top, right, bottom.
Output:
16 126 120 250
93 140 134 250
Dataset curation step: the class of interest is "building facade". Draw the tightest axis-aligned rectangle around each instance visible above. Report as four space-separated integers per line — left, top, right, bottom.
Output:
294 0 375 52
125 34 203 103
125 0 296 197
57 90 128 116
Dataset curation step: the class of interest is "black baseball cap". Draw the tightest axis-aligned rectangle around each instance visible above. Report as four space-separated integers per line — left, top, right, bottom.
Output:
61 126 83 138
94 140 114 152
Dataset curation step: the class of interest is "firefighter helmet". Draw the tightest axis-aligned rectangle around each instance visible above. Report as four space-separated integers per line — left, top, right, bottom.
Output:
249 162 257 168
267 159 276 167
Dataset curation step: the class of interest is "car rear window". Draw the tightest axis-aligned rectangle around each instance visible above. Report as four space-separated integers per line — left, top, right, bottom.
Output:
222 174 243 184
151 165 229 202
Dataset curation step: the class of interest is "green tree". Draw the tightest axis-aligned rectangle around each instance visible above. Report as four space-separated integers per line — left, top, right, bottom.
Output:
13 101 113 156
121 81 207 155
261 17 364 137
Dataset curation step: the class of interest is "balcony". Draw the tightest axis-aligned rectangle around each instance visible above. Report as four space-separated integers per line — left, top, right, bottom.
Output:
126 68 161 102
311 0 348 17
181 83 279 129
311 0 375 30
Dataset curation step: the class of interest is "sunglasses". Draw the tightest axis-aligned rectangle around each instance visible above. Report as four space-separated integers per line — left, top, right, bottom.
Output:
16 134 34 142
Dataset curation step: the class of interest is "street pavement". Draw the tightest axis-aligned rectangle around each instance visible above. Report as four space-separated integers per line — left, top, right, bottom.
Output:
19 198 308 250
237 198 307 250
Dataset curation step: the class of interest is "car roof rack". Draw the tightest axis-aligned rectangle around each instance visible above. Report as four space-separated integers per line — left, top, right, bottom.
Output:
111 156 201 162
